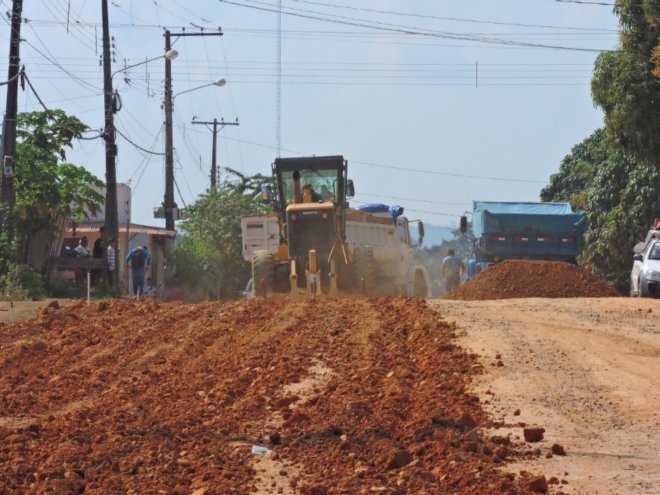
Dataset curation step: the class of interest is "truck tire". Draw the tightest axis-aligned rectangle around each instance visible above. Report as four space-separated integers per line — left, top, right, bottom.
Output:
252 250 274 297
354 246 376 296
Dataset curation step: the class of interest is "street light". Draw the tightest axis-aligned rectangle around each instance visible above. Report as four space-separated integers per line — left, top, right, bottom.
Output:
102 46 179 291
173 78 227 100
163 78 227 232
111 49 179 80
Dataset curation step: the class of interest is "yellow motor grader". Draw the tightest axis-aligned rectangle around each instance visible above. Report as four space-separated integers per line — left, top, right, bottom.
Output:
242 155 431 298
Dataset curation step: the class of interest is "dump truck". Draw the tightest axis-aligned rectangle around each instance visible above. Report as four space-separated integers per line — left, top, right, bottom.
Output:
461 201 588 270
241 155 431 298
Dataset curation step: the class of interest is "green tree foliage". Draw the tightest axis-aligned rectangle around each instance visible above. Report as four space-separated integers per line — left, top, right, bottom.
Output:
6 110 104 264
585 159 659 291
541 1 660 292
592 0 660 164
540 129 606 210
587 0 660 290
542 132 659 292
173 169 272 299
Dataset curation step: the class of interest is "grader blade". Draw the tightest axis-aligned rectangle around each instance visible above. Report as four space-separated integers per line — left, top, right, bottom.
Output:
289 259 300 297
328 258 338 296
306 249 322 297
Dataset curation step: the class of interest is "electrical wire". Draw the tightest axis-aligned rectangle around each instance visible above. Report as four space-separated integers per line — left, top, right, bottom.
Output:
291 0 618 33
218 0 612 53
187 131 548 184
115 127 166 156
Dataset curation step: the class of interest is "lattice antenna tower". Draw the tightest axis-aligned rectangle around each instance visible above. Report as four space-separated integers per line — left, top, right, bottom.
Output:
276 0 282 157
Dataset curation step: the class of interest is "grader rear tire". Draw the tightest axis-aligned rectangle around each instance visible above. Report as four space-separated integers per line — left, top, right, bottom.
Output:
354 246 376 296
252 250 274 297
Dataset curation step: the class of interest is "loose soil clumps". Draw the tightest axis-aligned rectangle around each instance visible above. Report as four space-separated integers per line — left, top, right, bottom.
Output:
445 260 619 300
0 297 550 494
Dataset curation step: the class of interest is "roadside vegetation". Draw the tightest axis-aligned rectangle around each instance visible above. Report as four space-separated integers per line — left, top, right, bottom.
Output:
172 169 272 300
541 1 660 292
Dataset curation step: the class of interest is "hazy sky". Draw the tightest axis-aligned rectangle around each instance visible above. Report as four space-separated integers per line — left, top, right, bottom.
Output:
0 0 619 228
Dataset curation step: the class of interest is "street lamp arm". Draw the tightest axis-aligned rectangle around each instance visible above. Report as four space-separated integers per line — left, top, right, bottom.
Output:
173 78 226 100
111 49 179 80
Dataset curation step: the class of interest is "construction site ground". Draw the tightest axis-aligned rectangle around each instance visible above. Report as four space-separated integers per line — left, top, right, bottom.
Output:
430 297 659 495
0 295 658 494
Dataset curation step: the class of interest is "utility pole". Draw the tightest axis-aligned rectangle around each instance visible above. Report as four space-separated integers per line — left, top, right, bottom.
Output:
191 117 239 188
163 29 222 231
101 0 119 277
0 0 23 243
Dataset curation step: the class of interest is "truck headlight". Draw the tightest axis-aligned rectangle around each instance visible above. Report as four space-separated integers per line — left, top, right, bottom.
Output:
644 269 660 281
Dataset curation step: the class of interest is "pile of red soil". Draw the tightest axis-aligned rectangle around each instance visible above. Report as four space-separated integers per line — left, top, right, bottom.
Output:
445 260 619 300
0 297 554 494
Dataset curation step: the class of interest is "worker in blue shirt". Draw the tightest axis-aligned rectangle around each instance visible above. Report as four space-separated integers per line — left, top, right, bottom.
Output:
125 245 152 296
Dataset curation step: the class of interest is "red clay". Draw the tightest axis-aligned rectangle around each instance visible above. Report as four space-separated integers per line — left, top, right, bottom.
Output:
0 297 553 494
445 260 619 300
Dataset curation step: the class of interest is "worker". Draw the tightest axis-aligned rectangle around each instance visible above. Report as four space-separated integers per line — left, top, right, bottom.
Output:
320 185 333 201
303 184 321 202
442 249 465 293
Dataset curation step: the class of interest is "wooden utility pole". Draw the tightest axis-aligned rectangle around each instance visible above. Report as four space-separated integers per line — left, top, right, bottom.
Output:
191 117 239 188
0 0 23 242
163 29 222 230
101 0 119 276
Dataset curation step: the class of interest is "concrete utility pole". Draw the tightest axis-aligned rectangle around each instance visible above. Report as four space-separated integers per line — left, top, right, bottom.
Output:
191 117 239 188
163 29 222 231
0 0 23 242
101 0 119 275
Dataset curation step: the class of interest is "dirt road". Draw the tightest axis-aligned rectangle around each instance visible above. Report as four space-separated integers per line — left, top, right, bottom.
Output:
431 297 660 495
0 295 657 494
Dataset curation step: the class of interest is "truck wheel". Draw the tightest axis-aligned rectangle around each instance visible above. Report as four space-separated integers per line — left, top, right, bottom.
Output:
252 250 274 297
354 246 376 296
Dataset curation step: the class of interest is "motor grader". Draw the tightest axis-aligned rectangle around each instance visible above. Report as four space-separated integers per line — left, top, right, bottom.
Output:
242 155 431 298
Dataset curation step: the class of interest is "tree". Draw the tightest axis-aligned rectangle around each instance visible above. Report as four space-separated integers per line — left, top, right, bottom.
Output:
584 158 659 291
173 169 272 299
1 110 104 267
591 1 660 165
540 129 606 210
541 132 659 292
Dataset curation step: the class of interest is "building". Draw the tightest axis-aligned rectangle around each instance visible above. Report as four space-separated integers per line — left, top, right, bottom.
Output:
57 183 175 294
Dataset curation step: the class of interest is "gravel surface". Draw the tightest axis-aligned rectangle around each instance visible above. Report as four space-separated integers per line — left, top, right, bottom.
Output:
0 297 554 495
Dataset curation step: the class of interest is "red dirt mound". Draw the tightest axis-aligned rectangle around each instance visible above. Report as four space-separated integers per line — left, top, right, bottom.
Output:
444 260 619 300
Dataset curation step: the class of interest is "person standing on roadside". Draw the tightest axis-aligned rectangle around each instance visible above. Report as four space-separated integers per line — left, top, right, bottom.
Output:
91 227 104 285
74 236 91 284
126 245 151 296
442 249 465 293
106 237 116 288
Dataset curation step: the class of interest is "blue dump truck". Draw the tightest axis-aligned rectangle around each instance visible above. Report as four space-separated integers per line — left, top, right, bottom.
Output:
461 202 588 274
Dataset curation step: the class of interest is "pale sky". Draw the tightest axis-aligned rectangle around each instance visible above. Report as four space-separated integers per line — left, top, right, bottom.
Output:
0 0 619 228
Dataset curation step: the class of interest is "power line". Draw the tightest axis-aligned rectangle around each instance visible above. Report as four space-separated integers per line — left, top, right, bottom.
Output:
187 130 548 184
115 127 166 156
351 160 547 184
218 0 611 53
291 0 618 32
556 0 614 5
358 192 471 207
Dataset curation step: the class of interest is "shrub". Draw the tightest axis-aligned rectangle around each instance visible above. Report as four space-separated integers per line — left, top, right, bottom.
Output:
0 262 46 300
